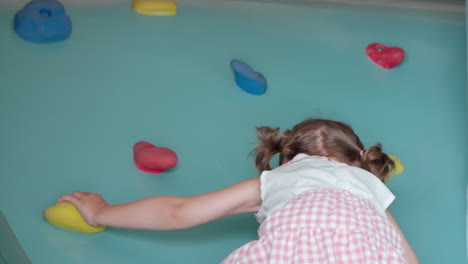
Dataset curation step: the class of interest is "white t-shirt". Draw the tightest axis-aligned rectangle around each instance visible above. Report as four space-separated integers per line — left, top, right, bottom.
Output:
255 154 395 223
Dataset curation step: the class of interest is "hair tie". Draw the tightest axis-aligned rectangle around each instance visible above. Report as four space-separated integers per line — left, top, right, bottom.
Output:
359 150 365 157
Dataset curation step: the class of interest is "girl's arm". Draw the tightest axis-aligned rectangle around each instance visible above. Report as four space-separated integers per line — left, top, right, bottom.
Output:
59 177 261 230
385 210 420 264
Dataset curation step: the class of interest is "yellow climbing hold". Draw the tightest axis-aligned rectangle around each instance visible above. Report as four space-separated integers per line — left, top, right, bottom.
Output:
132 0 177 16
44 201 106 233
384 154 405 183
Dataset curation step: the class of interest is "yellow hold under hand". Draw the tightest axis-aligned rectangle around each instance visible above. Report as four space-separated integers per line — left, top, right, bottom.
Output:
44 201 106 233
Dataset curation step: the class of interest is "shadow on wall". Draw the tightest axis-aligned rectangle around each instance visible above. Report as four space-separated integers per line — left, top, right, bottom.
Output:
0 211 31 264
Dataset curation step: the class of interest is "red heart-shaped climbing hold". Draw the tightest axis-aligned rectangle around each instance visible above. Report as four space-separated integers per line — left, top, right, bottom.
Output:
365 43 405 69
133 141 178 174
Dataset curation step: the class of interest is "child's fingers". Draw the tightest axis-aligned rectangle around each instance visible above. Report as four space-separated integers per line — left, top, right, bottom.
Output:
58 194 81 206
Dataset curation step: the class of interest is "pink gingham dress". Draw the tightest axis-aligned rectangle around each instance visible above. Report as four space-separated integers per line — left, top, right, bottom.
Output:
221 155 405 264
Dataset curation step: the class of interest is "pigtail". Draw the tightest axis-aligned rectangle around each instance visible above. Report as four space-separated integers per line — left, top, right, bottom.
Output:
360 144 395 181
253 126 284 172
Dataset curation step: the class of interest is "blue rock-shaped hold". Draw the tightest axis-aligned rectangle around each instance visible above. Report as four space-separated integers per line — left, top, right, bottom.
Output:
231 60 267 95
14 0 72 43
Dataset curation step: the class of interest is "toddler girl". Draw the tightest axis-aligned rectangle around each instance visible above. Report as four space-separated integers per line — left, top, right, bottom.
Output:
59 118 419 263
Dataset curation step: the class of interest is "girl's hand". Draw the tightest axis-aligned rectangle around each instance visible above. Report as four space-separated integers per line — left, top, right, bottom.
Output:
58 191 109 226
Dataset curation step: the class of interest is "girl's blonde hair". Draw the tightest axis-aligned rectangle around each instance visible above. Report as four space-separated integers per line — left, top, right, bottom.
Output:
252 118 394 181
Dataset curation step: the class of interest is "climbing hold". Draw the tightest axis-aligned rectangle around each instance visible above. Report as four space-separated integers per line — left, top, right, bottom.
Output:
365 43 405 69
132 0 177 16
44 201 106 233
14 0 72 43
133 141 178 174
231 60 267 95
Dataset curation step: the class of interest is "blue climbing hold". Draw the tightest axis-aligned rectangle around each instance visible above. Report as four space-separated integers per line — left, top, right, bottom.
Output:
14 0 72 43
231 60 267 95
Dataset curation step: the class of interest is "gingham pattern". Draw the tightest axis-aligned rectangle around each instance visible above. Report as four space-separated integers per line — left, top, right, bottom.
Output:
222 189 405 264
